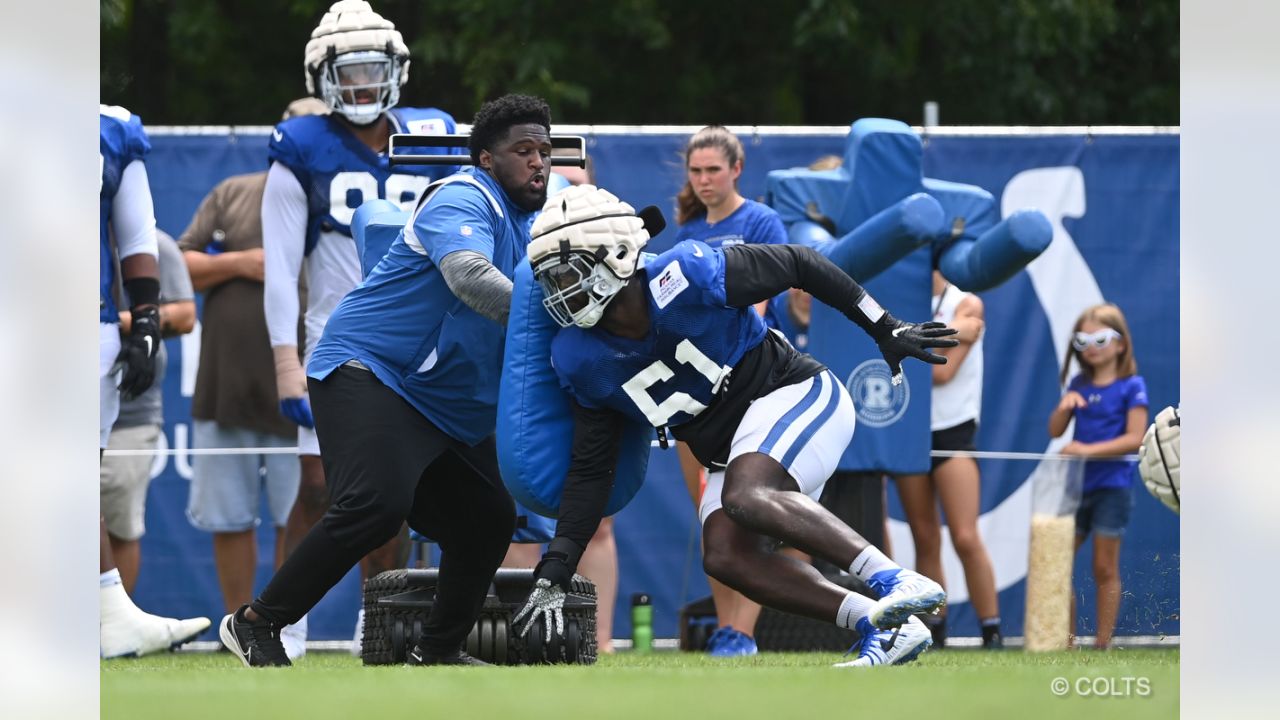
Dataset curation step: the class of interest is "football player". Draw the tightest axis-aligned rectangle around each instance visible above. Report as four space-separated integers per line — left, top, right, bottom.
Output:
220 94 552 668
260 0 461 655
515 186 956 667
99 104 210 658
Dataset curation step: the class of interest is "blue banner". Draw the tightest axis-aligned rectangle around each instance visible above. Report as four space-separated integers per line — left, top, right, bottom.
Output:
133 128 1178 643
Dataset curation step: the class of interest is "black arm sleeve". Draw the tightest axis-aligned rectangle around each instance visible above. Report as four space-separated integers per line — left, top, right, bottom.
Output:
722 243 892 339
552 399 625 567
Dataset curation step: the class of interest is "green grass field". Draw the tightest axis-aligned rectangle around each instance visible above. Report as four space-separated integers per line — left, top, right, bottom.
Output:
102 648 1177 720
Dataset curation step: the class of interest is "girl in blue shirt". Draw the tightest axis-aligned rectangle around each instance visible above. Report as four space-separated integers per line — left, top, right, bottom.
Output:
1048 303 1149 649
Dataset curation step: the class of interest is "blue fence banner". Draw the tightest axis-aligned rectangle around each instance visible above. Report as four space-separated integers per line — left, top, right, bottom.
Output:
130 126 1178 643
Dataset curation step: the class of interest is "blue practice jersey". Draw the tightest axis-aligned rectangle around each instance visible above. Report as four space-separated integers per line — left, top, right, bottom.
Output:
99 105 151 322
675 199 787 329
552 241 768 429
268 107 462 256
308 168 535 446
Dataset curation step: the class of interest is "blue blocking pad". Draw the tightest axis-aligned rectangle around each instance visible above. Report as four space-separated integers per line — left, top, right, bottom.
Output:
497 259 653 519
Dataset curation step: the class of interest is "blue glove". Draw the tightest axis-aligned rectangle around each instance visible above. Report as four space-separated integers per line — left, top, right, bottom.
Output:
280 397 315 429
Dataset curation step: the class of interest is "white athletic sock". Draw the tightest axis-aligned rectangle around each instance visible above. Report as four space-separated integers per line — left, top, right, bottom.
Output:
849 546 899 582
100 568 123 588
100 577 138 622
835 592 877 630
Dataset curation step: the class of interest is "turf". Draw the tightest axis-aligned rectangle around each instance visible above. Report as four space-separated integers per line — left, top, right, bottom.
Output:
102 647 1178 720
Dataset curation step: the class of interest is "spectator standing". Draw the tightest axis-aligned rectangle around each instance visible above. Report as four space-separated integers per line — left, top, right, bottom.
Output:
893 270 1002 649
1048 303 1148 649
671 125 789 657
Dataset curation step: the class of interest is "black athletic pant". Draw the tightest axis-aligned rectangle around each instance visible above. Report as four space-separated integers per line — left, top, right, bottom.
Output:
252 364 516 655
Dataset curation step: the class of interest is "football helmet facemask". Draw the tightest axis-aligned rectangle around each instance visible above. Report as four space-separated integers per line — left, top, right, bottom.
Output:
304 1 409 126
528 185 665 329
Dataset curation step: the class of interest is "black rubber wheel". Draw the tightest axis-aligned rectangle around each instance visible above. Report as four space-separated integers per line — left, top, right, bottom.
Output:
479 617 494 663
493 617 508 665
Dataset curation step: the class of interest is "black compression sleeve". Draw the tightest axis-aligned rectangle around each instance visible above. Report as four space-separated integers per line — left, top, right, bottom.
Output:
552 400 624 564
722 243 892 339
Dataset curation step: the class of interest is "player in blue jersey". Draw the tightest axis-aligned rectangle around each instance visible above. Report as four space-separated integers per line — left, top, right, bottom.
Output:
257 0 463 654
514 186 957 667
99 105 210 658
220 94 553 668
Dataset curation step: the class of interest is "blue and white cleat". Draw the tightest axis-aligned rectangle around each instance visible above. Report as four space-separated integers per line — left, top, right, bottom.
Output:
834 616 932 668
866 569 946 629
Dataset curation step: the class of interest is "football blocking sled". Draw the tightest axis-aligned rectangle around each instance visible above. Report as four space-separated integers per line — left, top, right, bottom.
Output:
362 568 598 665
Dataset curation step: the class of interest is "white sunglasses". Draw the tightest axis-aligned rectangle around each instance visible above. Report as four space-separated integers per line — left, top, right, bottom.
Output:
1072 328 1122 351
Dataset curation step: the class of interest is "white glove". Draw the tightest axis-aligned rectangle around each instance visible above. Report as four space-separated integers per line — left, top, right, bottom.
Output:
513 578 566 642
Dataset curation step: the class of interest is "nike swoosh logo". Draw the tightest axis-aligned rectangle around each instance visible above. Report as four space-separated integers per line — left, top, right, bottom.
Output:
879 627 902 652
692 245 703 257
854 557 870 575
273 130 284 142
143 336 154 356
892 327 908 337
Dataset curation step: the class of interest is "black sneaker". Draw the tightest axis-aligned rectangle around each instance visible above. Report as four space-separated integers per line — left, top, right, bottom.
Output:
407 645 491 666
219 606 292 667
982 627 1004 649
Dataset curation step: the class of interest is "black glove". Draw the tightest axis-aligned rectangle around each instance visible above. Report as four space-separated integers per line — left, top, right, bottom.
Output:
116 306 162 400
871 315 958 385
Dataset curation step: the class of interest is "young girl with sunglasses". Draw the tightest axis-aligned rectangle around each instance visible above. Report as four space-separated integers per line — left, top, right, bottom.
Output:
1047 303 1149 649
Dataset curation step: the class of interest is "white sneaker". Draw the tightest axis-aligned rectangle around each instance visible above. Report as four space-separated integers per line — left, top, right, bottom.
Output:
281 614 308 661
834 616 932 668
866 569 946 629
100 582 210 658
350 607 365 657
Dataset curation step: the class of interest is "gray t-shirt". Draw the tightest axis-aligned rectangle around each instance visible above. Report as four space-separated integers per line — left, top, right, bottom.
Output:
115 231 194 428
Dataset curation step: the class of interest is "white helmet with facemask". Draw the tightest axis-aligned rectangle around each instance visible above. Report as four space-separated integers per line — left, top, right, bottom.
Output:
304 1 410 126
528 185 665 329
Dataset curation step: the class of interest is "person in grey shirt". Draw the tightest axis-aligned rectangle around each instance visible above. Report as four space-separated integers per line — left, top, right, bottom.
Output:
101 230 196 594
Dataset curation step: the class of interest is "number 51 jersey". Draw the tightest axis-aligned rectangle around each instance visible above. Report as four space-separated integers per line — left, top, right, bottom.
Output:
550 241 823 468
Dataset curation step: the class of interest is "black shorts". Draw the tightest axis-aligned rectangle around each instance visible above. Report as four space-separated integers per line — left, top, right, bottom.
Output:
930 419 977 471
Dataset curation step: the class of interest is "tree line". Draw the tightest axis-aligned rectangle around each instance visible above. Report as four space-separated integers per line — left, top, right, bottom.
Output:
101 0 1177 127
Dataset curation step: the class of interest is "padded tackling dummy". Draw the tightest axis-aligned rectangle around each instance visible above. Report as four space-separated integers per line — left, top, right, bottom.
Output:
764 118 1051 473
349 198 556 542
496 259 653 519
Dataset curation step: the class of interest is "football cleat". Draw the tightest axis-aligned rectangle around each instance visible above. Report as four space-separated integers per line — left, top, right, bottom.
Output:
834 616 932 668
707 626 758 657
866 568 946 629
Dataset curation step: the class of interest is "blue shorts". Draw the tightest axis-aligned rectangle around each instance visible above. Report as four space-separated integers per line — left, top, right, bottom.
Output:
186 421 301 532
1075 486 1134 539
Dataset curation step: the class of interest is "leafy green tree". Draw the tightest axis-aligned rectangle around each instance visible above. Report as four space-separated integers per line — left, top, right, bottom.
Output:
101 0 1176 126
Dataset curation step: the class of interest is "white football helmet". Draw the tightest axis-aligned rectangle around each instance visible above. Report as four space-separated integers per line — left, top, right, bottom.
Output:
304 1 410 126
1137 405 1180 514
528 185 664 328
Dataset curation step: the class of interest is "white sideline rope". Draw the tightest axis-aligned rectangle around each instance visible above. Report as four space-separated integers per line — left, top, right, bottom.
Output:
103 444 1138 461
148 124 1179 137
